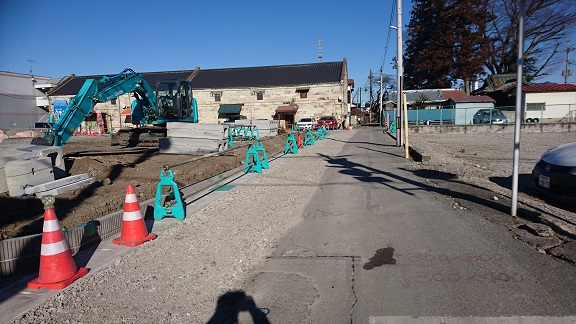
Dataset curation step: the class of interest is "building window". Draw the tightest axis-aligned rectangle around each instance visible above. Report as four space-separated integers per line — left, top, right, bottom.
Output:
211 91 223 102
296 87 310 99
256 91 264 100
111 99 117 105
526 103 545 111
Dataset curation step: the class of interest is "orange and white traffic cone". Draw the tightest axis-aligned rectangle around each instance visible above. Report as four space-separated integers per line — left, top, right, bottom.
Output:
28 196 88 290
296 132 303 148
113 184 157 247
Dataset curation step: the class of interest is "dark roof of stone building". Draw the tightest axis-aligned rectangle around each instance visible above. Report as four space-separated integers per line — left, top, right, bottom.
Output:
48 61 345 96
191 61 344 89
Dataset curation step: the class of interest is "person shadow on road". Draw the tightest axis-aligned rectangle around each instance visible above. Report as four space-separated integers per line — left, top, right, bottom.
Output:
207 290 270 324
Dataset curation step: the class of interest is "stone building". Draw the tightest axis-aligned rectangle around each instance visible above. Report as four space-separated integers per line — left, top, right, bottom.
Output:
46 60 352 132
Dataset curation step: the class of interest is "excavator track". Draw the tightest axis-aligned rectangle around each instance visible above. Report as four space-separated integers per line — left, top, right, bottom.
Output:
111 126 167 147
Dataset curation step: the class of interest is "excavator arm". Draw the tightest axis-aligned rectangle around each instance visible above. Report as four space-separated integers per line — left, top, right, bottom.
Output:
47 69 158 146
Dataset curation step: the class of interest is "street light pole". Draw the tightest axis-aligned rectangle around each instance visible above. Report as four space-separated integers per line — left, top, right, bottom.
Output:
379 74 384 127
396 0 404 147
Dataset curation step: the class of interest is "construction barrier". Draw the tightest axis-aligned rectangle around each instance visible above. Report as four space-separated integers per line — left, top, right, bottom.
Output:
154 168 185 221
284 133 298 154
244 142 269 174
303 129 315 146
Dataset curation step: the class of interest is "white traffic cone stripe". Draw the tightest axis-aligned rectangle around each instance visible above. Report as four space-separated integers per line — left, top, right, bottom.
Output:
122 210 143 221
43 219 61 232
41 240 69 256
125 194 138 203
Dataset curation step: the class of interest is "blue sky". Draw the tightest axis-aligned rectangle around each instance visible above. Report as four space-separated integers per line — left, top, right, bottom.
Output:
1 0 573 94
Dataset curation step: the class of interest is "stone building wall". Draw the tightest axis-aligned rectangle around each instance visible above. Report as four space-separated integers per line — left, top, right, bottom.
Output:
194 83 346 124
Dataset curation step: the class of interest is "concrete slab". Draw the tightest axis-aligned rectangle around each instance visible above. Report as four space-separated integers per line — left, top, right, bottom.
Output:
16 145 64 172
5 158 54 196
167 128 228 140
0 150 30 193
0 149 30 168
24 174 90 194
159 138 227 155
167 122 229 132
23 174 97 197
34 178 96 197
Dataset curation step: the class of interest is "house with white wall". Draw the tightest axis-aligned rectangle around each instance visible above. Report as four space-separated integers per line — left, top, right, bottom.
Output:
520 84 576 123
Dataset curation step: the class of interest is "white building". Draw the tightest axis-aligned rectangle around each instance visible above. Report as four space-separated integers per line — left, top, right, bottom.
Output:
0 71 58 130
520 84 576 123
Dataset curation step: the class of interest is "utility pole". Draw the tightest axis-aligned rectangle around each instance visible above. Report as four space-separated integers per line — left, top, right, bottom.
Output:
562 41 574 84
318 38 323 63
396 0 404 147
27 59 36 83
379 72 384 127
369 70 374 107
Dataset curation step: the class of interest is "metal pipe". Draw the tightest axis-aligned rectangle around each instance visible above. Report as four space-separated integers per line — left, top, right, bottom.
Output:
396 0 404 147
511 0 526 217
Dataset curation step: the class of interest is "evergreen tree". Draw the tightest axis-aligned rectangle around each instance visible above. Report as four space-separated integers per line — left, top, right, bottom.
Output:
404 0 490 93
449 0 491 94
404 0 453 89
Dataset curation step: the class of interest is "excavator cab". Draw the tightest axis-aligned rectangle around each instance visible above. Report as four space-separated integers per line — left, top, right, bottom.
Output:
155 80 192 122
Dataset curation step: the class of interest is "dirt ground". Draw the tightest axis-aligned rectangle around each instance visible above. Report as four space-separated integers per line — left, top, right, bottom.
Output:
0 134 288 240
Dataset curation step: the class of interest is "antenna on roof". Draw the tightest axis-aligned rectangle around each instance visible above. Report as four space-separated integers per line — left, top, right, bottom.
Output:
318 38 322 63
27 59 36 83
562 40 574 84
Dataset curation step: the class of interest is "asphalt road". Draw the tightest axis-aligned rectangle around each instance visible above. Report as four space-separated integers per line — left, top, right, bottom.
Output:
242 127 576 323
3 127 576 323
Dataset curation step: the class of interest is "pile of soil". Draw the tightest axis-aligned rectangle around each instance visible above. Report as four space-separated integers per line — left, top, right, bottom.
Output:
0 135 288 240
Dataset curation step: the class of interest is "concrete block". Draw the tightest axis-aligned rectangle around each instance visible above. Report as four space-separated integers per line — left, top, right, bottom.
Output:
0 138 36 147
0 149 31 168
159 138 227 155
24 173 89 195
0 150 38 193
34 177 97 197
16 145 64 170
166 123 229 139
5 157 55 196
167 127 228 140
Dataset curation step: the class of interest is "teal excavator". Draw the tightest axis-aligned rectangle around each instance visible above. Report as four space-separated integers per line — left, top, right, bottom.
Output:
44 68 198 146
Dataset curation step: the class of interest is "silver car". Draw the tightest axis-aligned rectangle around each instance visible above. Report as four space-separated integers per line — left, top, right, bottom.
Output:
472 109 508 124
532 142 576 205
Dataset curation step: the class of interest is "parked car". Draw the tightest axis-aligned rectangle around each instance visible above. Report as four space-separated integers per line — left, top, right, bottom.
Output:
472 109 508 124
317 116 337 129
296 117 318 130
532 142 576 205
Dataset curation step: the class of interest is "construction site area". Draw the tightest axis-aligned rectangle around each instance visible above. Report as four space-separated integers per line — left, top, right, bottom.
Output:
0 129 288 242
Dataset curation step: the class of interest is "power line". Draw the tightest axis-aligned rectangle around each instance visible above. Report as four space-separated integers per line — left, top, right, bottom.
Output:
381 0 397 72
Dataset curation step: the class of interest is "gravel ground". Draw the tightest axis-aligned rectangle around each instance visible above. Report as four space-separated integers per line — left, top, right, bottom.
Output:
7 128 575 323
10 130 356 324
406 131 576 246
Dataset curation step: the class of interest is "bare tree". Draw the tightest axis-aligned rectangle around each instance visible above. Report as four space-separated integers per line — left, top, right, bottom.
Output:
485 0 576 81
